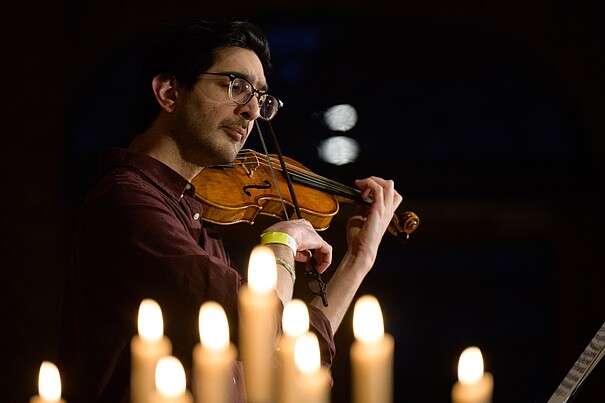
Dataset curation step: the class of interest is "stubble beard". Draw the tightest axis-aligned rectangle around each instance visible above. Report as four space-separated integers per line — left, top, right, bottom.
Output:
175 109 247 168
193 129 243 167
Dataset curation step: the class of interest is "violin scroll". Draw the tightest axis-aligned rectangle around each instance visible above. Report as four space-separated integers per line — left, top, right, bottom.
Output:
388 211 420 239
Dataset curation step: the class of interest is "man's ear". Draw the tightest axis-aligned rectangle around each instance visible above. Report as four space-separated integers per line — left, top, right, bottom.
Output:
152 75 178 112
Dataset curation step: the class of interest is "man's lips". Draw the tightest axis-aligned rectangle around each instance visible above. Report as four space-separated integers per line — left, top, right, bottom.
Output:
223 125 247 139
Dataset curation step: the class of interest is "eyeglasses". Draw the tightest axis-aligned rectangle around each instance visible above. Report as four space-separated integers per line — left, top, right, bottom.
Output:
306 269 329 307
200 72 283 121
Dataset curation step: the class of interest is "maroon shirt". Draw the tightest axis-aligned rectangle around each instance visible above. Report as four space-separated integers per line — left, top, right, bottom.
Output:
58 148 335 402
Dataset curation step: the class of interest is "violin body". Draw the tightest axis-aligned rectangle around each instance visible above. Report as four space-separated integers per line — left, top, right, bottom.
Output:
192 149 419 237
192 151 340 231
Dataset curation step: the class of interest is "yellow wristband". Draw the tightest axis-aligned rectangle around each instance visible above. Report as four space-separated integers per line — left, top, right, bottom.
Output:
260 232 298 257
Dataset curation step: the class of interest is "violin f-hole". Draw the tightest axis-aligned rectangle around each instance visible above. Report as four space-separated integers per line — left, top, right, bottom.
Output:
243 180 272 196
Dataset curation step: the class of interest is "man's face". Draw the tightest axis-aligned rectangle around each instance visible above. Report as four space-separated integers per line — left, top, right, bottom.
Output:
172 47 267 167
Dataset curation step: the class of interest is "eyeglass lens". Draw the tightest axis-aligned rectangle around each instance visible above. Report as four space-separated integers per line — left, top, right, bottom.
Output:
230 77 279 120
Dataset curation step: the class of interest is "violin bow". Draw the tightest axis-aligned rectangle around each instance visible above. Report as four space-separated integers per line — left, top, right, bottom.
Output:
255 120 329 307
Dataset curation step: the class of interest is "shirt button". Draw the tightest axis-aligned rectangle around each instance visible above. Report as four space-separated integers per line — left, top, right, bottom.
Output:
193 212 200 220
185 183 191 190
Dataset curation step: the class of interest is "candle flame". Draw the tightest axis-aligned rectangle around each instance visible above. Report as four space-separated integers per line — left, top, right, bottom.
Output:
458 346 484 384
248 245 277 293
138 299 164 342
155 356 186 397
283 299 309 338
38 361 62 400
353 295 384 343
199 301 230 351
294 332 320 375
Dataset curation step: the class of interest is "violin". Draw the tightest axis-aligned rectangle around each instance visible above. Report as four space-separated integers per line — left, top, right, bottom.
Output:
191 149 419 239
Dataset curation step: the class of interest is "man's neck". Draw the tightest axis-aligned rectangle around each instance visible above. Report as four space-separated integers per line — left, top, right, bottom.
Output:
129 129 204 182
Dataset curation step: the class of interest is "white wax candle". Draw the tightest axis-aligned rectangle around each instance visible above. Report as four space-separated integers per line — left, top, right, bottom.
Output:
350 295 394 403
293 332 331 403
238 245 279 403
277 299 309 403
149 356 194 403
451 346 494 403
30 361 66 403
131 299 172 403
193 301 237 403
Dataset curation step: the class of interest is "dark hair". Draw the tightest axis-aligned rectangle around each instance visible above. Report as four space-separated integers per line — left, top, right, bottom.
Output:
135 20 272 134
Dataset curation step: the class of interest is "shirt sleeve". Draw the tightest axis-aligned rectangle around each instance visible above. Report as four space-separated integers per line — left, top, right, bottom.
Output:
307 303 337 369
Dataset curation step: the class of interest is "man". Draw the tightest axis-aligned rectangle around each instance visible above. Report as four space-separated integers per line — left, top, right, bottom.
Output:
58 20 402 402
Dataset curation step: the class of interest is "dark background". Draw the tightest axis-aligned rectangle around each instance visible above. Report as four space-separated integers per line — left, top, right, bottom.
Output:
3 1 605 402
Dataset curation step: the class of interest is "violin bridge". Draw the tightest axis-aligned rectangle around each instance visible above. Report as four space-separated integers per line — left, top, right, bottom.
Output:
242 152 260 177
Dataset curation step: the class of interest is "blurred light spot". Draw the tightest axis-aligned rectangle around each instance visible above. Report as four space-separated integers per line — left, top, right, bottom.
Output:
324 104 358 132
318 136 360 165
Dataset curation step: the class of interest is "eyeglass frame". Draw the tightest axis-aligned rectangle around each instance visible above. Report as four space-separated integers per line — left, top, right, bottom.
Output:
199 72 283 121
306 268 329 307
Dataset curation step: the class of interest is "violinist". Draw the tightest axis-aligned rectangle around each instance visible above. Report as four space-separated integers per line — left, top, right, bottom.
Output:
58 19 403 402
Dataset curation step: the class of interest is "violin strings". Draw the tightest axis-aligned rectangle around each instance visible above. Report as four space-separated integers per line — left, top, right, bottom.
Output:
236 149 350 193
236 149 331 191
245 152 360 199
235 150 364 202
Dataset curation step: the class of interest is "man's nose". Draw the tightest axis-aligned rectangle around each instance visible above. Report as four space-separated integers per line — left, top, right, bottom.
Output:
237 94 261 121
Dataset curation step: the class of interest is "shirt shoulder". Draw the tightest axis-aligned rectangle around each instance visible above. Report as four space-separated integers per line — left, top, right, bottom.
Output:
96 147 192 200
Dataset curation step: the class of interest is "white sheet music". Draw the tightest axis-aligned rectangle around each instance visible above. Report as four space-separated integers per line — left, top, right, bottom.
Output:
547 321 605 403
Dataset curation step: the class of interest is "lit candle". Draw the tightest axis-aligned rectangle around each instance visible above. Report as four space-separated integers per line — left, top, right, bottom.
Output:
238 245 280 403
30 361 66 403
192 301 237 403
131 299 172 403
293 332 331 403
451 346 494 403
277 299 309 403
149 356 193 403
350 295 394 403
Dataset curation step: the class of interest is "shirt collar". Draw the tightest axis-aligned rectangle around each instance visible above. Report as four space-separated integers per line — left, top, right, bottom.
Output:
99 148 196 200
